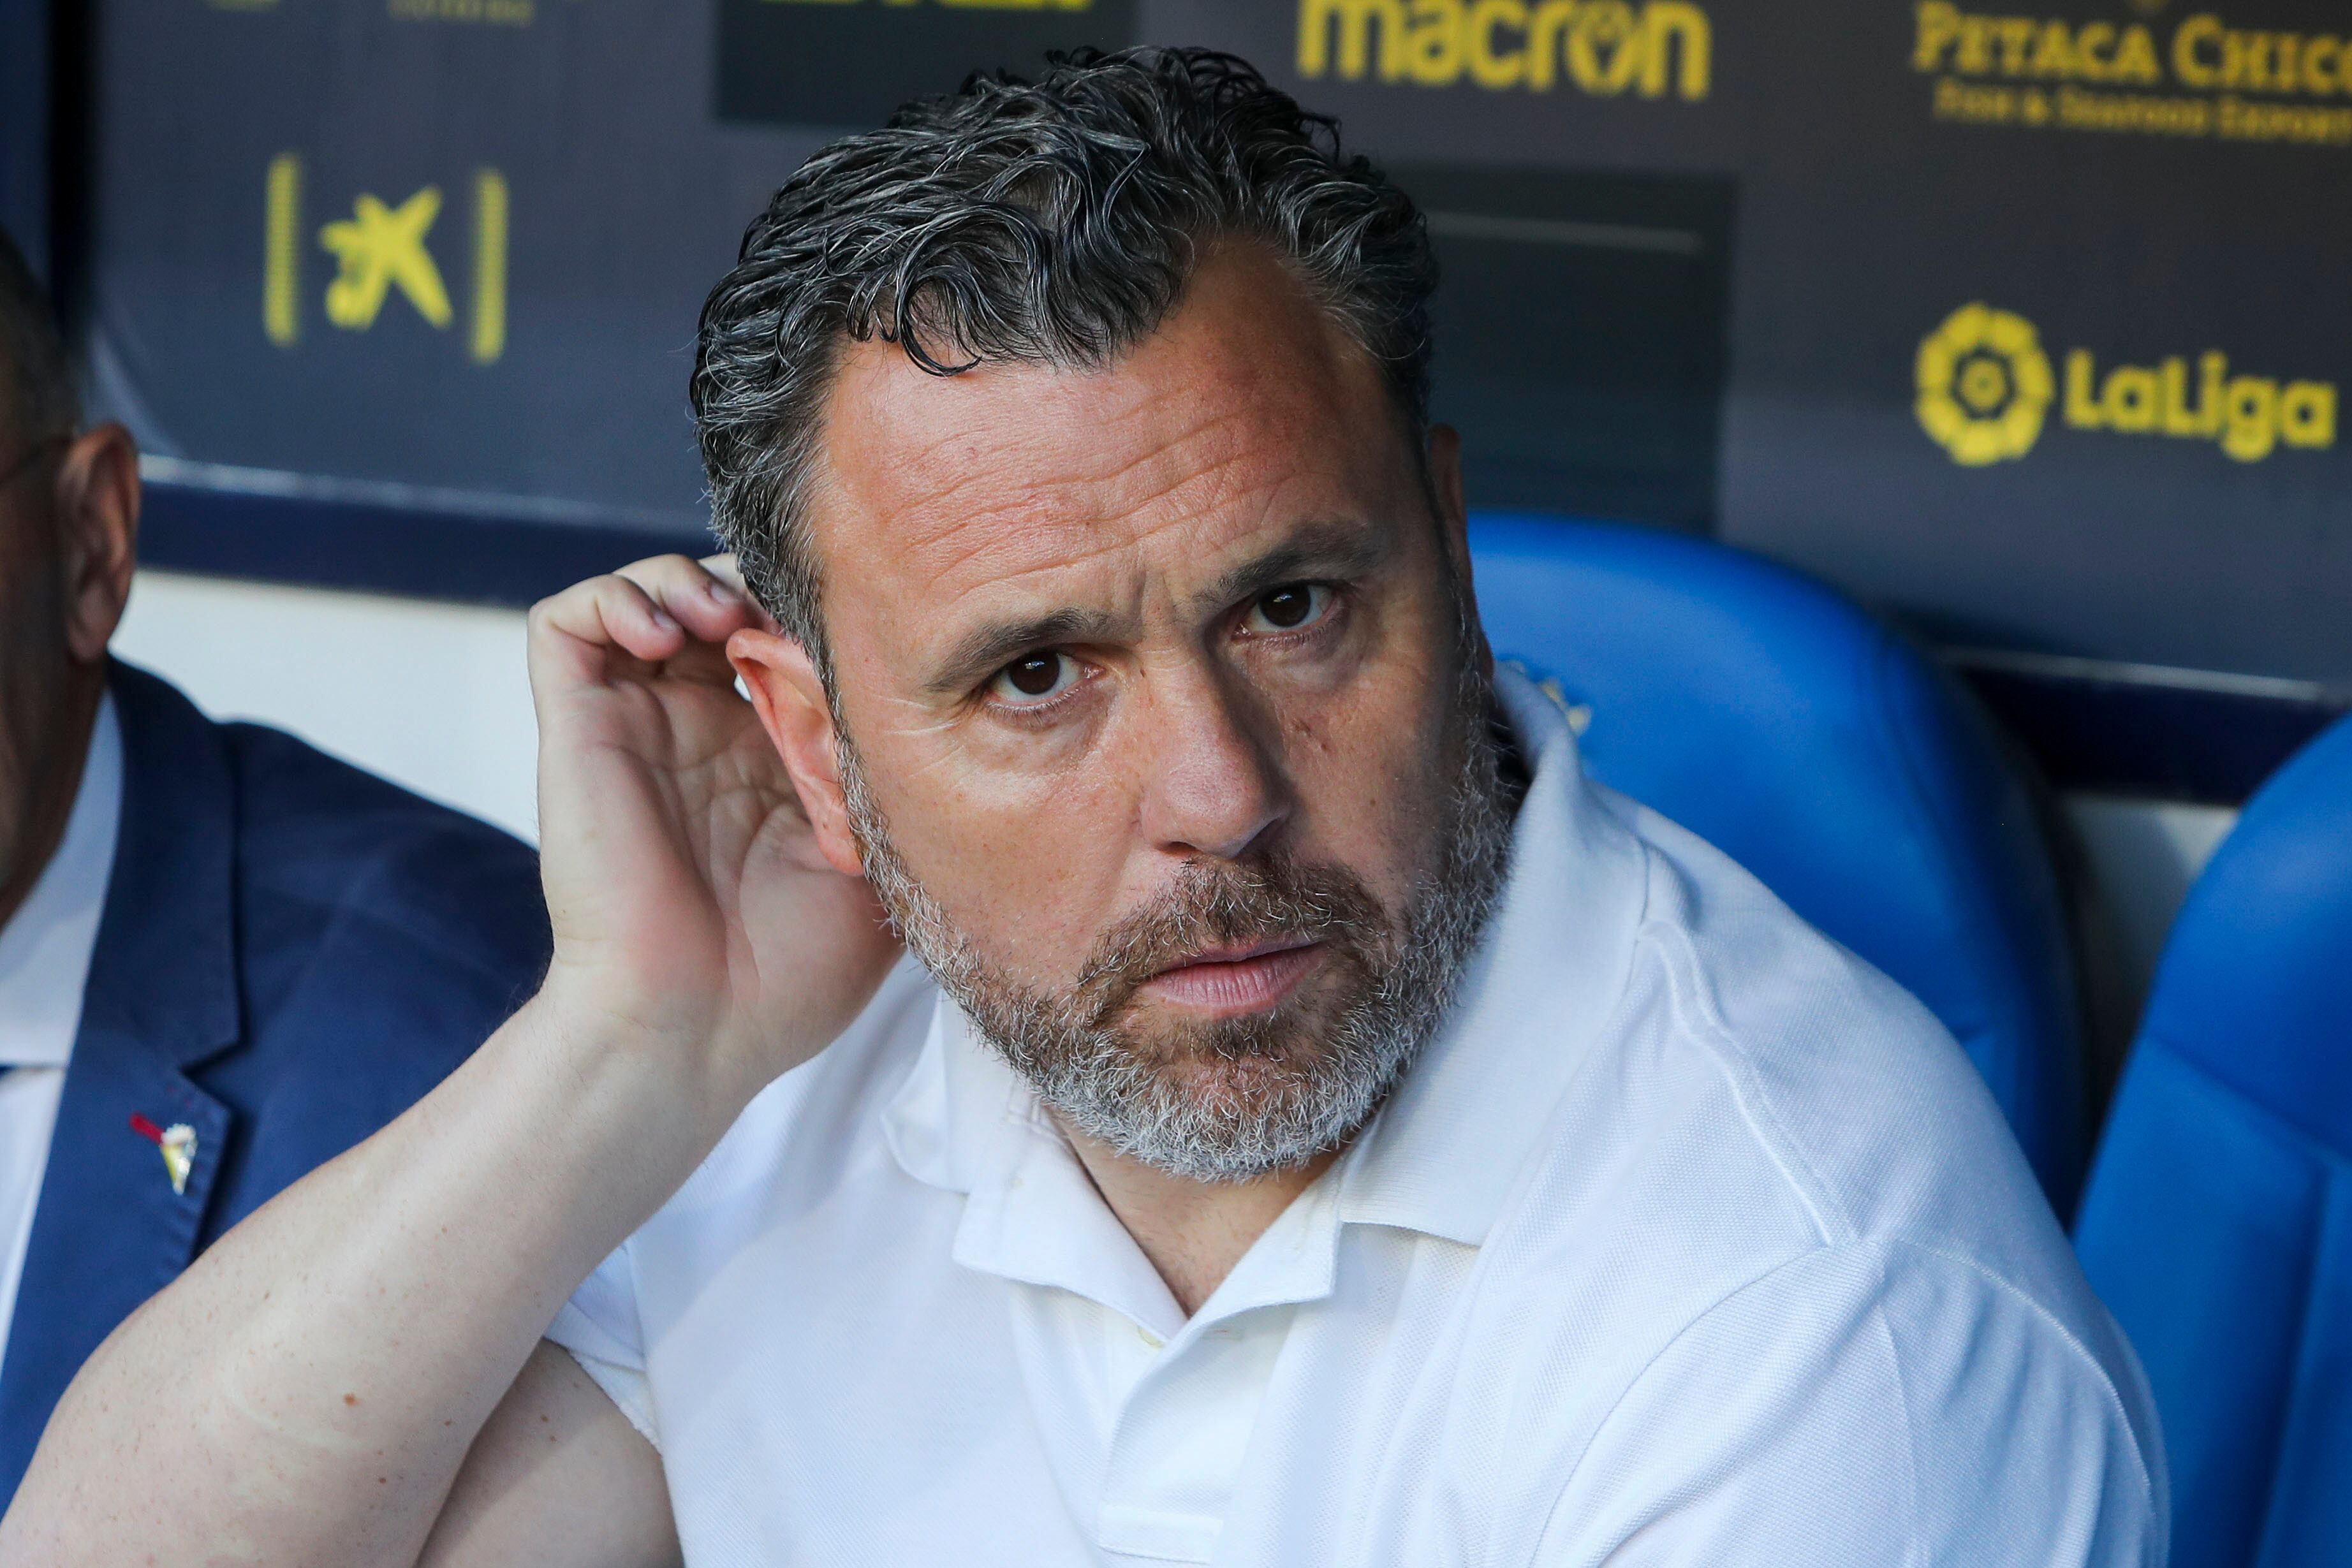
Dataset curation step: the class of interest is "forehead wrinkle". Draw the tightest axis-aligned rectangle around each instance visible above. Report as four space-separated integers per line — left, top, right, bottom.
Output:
914 534 1152 670
859 308 1328 527
902 383 1260 532
904 470 1310 678
879 444 1298 668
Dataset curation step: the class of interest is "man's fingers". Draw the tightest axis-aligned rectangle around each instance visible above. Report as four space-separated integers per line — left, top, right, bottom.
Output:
524 556 786 726
699 553 748 596
529 571 686 673
614 553 772 645
529 556 767 673
698 554 781 636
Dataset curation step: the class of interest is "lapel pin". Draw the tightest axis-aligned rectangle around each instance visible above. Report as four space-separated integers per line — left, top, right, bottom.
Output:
129 1113 198 1196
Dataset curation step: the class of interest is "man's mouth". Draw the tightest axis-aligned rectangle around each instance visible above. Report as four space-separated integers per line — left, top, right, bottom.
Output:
1135 935 1324 1018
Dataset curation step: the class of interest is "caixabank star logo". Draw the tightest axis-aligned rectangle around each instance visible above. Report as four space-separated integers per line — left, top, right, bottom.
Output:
1916 302 2339 465
1915 302 2055 466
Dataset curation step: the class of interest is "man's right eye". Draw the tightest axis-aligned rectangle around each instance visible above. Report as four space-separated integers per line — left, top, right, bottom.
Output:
988 651 1081 707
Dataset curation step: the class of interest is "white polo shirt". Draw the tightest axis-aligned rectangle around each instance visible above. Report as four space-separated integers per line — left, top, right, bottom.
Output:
548 668 2165 1567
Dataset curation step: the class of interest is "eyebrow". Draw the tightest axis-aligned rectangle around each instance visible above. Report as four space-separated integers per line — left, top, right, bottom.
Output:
1188 519 1392 617
923 605 1121 698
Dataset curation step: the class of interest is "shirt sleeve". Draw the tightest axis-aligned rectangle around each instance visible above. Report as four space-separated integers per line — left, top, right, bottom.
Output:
1532 1243 2165 1567
542 1240 660 1452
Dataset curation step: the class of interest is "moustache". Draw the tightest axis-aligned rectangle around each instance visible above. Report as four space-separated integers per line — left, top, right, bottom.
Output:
1069 854 1391 1024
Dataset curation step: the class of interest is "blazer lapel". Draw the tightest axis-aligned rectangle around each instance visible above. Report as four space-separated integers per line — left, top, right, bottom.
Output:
0 665 241 1501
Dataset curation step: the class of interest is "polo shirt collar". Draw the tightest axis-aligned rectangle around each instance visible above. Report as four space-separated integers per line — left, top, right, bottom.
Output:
1334 664 1650 1244
879 663 1650 1276
886 1002 1190 1333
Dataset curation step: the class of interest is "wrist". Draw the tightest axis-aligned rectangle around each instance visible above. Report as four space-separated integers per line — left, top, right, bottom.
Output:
509 971 763 1155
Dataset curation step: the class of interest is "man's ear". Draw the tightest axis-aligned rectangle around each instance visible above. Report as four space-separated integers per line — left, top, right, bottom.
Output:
52 423 140 665
727 628 869 879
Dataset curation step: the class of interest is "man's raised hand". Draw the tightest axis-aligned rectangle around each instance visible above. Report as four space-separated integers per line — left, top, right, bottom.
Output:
526 553 899 1120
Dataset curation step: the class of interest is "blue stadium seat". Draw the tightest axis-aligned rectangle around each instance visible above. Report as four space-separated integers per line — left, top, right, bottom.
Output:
2073 712 2352 1568
1469 513 2086 1208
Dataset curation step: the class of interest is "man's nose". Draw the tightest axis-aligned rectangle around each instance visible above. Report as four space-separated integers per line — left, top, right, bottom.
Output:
1135 667 1291 863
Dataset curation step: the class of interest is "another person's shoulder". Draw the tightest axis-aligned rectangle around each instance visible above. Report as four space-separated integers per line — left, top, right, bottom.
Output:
221 715 547 988
110 661 549 1043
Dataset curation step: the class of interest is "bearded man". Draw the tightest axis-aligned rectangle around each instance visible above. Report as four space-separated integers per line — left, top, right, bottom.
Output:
4 48 2162 1568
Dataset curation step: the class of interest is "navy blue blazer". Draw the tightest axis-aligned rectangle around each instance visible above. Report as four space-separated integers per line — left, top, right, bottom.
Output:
0 663 551 1501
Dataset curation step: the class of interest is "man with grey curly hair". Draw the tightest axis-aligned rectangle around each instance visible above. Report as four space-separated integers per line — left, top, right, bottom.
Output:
10 48 2160 1568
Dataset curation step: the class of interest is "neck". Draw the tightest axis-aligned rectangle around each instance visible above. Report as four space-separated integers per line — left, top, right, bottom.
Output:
1054 1118 1342 1317
0 670 103 935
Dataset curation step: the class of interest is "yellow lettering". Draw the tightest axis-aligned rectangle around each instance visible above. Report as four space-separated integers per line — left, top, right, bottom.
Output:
2217 93 2352 141
1642 1 1709 98
1914 1 1961 71
2303 36 2341 96
1565 0 1643 93
1936 76 2023 121
1525 0 1576 88
1404 0 1467 83
1466 0 1529 87
1299 0 1408 79
264 154 302 348
2112 25 2160 84
1956 15 1994 73
2028 20 2075 80
2221 31 2268 91
2064 349 2103 427
2174 15 2221 88
2199 352 2228 435
2075 22 2114 82
1995 17 2036 75
469 169 506 366
388 0 534 18
2157 357 2203 436
2221 377 2278 460
2103 363 2159 432
2280 383 2337 448
1298 0 1712 98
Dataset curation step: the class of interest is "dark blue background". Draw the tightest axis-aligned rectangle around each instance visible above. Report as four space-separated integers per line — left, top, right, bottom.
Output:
9 0 2348 798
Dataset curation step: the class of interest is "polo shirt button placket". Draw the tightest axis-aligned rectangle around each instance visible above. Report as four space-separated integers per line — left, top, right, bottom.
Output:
1093 1303 1299 1566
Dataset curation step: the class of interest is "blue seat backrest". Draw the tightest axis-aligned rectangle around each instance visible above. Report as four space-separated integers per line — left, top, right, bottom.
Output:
2074 712 2352 1568
1469 513 2087 1208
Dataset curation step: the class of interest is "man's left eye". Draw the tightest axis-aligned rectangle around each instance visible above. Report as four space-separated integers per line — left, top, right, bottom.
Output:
987 650 1082 707
1246 583 1332 634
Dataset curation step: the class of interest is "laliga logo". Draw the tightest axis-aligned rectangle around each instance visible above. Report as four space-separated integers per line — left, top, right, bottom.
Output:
1917 304 2338 465
1915 304 2054 467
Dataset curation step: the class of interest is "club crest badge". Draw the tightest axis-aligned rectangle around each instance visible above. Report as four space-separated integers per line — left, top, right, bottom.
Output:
129 1114 198 1196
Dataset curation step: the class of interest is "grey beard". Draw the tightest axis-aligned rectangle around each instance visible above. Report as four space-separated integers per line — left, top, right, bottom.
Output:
836 666 1518 1183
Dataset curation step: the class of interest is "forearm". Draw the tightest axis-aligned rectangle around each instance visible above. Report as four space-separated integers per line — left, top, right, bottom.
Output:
0 995 728 1568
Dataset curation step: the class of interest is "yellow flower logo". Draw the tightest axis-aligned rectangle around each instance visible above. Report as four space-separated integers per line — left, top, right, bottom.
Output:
1915 304 2055 466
